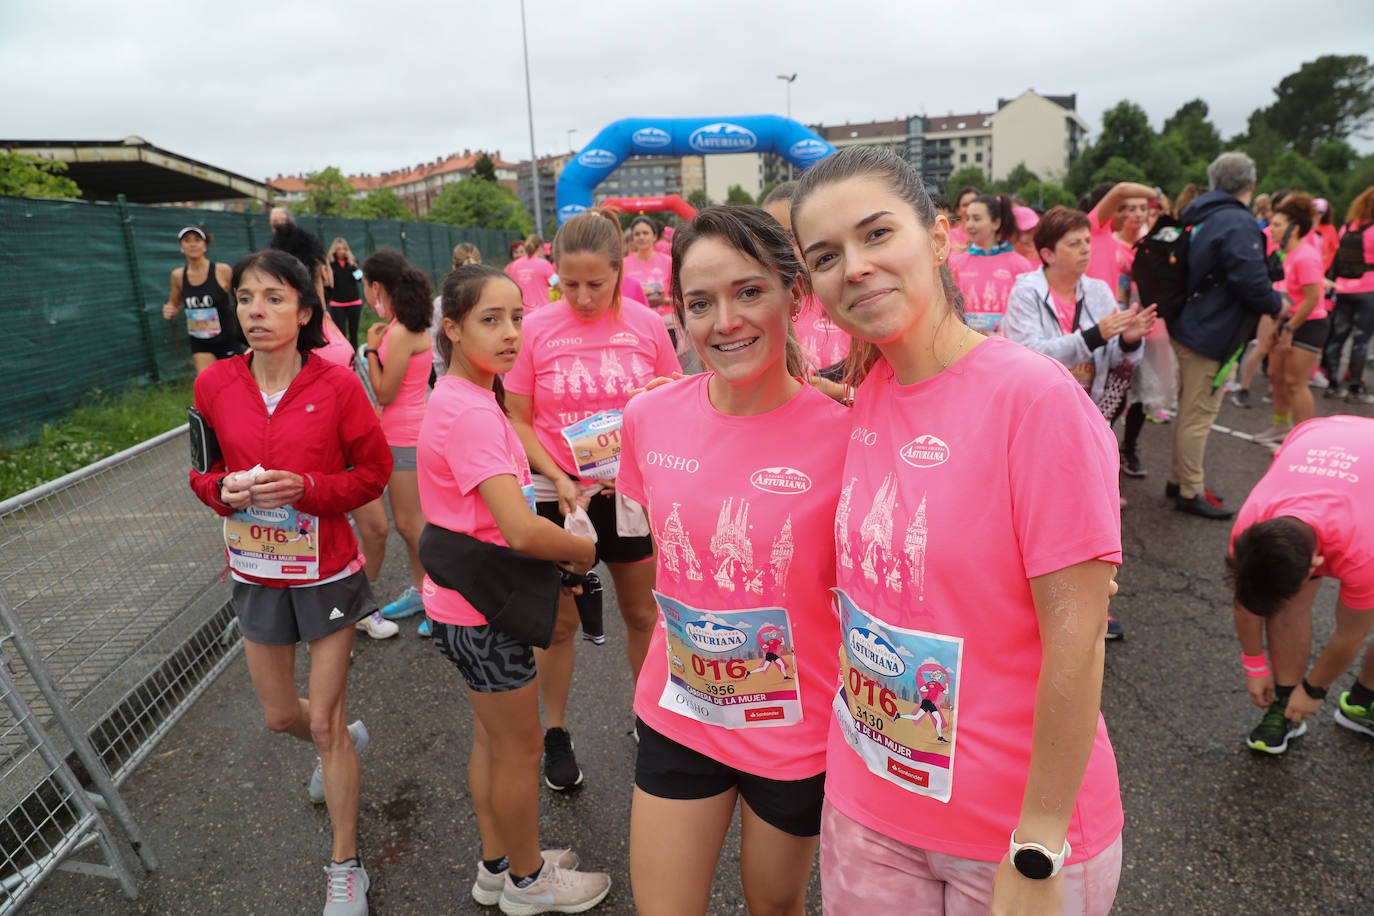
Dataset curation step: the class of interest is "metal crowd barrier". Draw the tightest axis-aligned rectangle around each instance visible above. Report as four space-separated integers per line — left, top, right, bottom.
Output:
0 425 244 906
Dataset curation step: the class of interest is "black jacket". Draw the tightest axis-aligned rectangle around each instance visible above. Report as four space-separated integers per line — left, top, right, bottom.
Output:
1170 190 1282 361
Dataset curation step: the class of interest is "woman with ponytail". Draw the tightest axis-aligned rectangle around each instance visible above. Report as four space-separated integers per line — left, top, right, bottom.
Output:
948 193 1036 335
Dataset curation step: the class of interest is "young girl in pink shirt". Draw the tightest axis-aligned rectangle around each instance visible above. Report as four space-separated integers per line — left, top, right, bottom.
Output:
619 205 849 916
948 194 1035 335
793 146 1123 916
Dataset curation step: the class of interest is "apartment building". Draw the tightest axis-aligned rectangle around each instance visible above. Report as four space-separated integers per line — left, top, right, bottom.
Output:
271 150 518 218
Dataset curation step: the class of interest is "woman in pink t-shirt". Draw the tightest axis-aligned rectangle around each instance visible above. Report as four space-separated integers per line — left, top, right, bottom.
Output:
420 263 610 910
1324 187 1374 403
1253 193 1331 447
948 194 1036 336
504 211 680 792
624 216 679 345
619 205 849 915
506 235 556 311
361 250 436 622
793 146 1123 915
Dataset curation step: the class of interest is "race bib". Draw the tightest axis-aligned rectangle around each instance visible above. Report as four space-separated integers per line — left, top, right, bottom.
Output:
964 312 1002 336
522 482 537 514
655 591 802 729
561 410 623 481
832 588 963 802
224 504 320 580
1069 361 1096 391
186 306 222 339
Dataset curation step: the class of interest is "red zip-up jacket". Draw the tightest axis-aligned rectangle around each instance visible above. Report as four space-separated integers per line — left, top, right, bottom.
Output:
188 352 392 587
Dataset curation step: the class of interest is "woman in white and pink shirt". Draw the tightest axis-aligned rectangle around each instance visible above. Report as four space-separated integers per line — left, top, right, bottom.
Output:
948 194 1036 336
624 215 679 346
619 205 849 915
793 146 1123 915
505 211 680 791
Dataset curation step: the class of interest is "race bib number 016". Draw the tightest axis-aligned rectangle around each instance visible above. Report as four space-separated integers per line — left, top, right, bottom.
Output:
832 588 963 802
561 410 623 481
654 591 802 729
224 505 319 580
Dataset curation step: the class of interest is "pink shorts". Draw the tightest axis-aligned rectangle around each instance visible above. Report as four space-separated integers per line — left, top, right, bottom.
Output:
819 800 1121 915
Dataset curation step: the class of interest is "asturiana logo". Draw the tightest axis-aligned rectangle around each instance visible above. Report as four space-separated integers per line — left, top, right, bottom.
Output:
899 434 950 469
750 466 812 495
608 332 639 346
587 413 620 432
688 122 758 153
577 148 618 168
246 506 290 524
848 626 905 677
788 138 830 162
685 621 748 653
632 127 672 149
558 204 587 221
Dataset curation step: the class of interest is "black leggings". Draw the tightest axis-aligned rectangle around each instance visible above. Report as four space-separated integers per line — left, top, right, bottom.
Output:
328 303 362 348
1322 292 1374 389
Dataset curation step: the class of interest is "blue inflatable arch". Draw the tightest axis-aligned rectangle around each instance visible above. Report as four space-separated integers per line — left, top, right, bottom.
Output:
556 115 836 225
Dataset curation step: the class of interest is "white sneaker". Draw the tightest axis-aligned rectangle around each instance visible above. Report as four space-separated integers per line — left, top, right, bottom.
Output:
309 720 369 804
499 862 611 915
355 611 399 640
473 849 581 906
1252 424 1290 445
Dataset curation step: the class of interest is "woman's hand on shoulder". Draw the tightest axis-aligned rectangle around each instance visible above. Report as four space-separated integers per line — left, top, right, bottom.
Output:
627 372 684 401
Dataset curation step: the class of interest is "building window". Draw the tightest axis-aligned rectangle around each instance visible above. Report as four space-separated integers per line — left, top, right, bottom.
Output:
975 136 984 147
975 152 983 163
957 121 966 129
960 153 968 163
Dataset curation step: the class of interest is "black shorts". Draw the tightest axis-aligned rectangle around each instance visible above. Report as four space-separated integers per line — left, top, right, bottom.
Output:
919 698 938 714
1292 315 1331 354
634 717 825 837
432 620 537 693
231 570 374 645
536 485 653 565
189 333 239 359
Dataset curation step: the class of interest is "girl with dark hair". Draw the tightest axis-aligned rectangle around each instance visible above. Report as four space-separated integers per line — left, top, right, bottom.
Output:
620 206 848 915
624 215 678 344
419 263 610 913
792 146 1123 914
327 238 364 347
161 225 239 374
362 250 436 624
949 185 981 251
187 247 391 915
504 211 680 792
948 193 1036 335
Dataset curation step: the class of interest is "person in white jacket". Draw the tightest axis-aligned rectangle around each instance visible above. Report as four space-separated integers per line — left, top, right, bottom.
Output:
1004 206 1156 412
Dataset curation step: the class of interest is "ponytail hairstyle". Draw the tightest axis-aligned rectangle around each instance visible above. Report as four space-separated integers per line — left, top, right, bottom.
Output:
361 249 433 333
523 234 545 258
792 145 965 387
451 242 481 268
438 263 520 414
230 248 327 352
553 210 625 315
668 205 809 378
973 193 1017 244
1273 192 1315 239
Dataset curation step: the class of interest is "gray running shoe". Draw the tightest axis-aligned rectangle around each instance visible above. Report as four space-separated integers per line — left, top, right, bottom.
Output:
323 861 369 916
309 720 369 804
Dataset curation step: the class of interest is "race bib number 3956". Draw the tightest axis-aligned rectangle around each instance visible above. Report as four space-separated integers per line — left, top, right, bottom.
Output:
832 588 963 802
224 505 319 580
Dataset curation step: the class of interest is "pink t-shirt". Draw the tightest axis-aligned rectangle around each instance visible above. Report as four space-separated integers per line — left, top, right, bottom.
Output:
1283 241 1329 321
949 249 1035 335
621 275 649 308
506 256 556 311
1231 416 1374 609
623 250 674 317
417 375 536 626
1049 285 1077 335
618 376 849 779
504 301 680 479
794 295 850 371
316 317 355 368
825 337 1124 864
1335 223 1374 295
1085 204 1131 293
378 321 432 447
950 225 968 250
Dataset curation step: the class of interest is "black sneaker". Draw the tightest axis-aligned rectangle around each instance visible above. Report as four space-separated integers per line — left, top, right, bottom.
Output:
1248 700 1307 754
1175 494 1234 519
543 727 584 791
1120 451 1146 478
1105 617 1124 640
1230 389 1252 408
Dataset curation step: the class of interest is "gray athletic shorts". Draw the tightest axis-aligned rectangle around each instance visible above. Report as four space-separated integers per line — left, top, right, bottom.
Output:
231 570 376 645
390 445 417 472
431 620 537 693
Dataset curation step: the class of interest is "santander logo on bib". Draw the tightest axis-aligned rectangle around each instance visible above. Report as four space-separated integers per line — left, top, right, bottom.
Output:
899 434 950 469
577 148 617 168
750 466 812 494
685 620 748 653
633 127 672 149
849 626 906 677
688 122 758 153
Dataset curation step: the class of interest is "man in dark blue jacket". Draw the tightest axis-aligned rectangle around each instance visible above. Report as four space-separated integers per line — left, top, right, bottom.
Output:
1166 151 1285 519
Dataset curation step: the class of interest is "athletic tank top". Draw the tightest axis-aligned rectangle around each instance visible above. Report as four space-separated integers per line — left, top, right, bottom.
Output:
378 321 431 447
182 262 236 343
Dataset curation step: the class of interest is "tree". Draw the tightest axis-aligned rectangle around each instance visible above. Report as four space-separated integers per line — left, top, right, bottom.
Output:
350 187 413 220
302 166 354 215
1239 112 1287 178
1066 100 1158 195
685 188 710 211
427 177 533 234
1090 156 1150 188
473 154 497 182
1256 150 1332 199
757 180 781 206
1014 181 1077 210
997 163 1039 195
1257 55 1374 156
1336 155 1374 219
1162 99 1222 162
725 185 755 206
943 165 988 199
0 152 80 199
1312 140 1359 182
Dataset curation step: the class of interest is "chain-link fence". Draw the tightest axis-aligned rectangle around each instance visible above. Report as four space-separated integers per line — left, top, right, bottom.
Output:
0 195 521 446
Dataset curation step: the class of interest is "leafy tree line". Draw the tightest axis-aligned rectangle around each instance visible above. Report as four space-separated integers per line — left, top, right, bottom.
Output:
942 54 1374 217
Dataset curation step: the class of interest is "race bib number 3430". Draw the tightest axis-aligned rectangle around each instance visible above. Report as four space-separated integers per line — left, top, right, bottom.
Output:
224 505 319 580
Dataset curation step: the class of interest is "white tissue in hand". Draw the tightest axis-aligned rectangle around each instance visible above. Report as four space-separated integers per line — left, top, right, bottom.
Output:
233 464 266 488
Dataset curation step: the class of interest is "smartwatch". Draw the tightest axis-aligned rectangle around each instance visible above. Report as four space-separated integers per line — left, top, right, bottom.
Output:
1010 830 1070 880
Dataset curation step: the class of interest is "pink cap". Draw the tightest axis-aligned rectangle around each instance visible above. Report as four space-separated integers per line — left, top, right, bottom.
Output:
1013 206 1039 232
1314 198 1329 215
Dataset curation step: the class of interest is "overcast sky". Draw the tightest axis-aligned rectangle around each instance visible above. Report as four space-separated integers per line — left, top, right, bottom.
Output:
3 0 1372 182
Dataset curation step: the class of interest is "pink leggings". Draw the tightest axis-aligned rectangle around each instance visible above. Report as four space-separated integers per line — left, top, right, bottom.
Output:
819 801 1121 915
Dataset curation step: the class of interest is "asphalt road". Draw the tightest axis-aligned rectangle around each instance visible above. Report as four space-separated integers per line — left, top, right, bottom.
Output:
25 380 1374 915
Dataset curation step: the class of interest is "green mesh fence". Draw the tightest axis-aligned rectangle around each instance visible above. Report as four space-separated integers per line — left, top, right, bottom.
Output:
0 196 520 446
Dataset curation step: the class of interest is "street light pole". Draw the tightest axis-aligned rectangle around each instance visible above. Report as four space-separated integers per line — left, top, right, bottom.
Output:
520 0 543 232
567 128 577 153
777 73 797 180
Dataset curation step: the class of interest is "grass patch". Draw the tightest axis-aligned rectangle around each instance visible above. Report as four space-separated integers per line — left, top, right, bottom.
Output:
0 378 194 502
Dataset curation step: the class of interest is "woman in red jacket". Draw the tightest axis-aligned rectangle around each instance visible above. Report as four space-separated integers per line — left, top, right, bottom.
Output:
188 248 392 916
